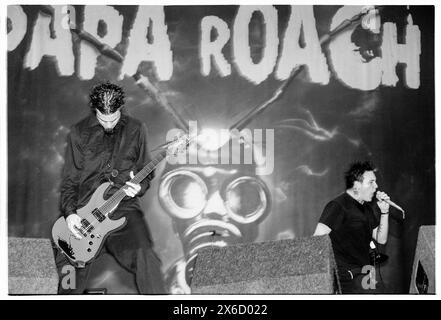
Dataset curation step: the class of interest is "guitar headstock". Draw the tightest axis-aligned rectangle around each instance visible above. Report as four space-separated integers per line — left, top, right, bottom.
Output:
167 133 191 157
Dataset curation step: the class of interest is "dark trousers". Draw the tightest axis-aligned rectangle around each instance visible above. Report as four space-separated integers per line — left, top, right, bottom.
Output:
338 267 386 294
54 211 166 294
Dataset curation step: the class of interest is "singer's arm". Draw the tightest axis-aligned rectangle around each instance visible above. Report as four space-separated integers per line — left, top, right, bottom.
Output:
372 213 389 244
372 191 391 244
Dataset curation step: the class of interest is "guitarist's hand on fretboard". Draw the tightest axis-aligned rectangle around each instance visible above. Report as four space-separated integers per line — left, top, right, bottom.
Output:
123 171 142 198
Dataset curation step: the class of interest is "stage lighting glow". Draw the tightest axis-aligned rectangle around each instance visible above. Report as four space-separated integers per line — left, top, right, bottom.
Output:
197 128 230 151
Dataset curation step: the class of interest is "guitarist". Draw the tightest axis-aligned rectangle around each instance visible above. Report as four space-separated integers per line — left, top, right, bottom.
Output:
55 82 166 294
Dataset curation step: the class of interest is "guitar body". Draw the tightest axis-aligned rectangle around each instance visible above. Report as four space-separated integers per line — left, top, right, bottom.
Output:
52 182 126 267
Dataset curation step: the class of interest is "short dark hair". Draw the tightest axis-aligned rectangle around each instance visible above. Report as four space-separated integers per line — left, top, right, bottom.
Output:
344 161 376 189
89 82 125 114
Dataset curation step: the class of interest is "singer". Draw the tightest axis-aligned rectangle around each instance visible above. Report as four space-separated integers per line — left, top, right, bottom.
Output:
313 161 390 293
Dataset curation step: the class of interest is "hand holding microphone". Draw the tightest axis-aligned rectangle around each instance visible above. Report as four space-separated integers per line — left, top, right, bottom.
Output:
376 190 405 219
376 191 390 213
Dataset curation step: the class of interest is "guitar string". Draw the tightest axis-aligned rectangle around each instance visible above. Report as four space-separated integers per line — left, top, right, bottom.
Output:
81 150 168 234
84 156 163 233
79 137 190 236
97 139 187 216
99 152 165 214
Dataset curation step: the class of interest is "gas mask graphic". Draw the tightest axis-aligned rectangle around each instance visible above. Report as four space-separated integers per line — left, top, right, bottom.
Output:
159 130 271 293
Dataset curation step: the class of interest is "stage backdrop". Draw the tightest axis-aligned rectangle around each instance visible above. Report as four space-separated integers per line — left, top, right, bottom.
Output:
7 5 434 293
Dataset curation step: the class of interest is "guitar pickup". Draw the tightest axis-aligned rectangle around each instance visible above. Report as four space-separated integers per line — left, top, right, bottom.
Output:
92 209 106 222
81 219 94 231
76 219 93 237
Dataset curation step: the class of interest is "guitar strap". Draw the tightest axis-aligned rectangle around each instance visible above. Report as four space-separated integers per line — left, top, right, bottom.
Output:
105 119 129 185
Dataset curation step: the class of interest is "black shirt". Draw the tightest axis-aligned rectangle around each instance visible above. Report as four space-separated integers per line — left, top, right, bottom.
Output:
59 111 154 218
319 192 380 270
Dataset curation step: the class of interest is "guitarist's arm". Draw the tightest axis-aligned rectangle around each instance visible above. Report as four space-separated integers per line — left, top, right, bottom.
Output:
134 123 155 197
59 127 83 239
60 127 82 217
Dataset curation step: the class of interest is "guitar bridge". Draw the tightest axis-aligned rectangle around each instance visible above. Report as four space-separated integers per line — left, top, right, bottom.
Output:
92 208 106 222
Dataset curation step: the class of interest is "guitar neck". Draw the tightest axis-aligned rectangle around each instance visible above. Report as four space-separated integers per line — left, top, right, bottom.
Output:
99 149 168 215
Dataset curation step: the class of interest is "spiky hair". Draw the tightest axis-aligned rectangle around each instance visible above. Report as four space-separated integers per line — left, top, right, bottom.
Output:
344 161 376 189
89 82 125 114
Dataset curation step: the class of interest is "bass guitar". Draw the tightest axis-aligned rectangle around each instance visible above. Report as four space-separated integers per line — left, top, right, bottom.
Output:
52 134 189 267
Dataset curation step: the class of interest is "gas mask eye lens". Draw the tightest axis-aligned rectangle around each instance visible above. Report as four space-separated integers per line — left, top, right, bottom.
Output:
227 183 261 215
159 170 208 219
225 176 269 224
170 177 206 210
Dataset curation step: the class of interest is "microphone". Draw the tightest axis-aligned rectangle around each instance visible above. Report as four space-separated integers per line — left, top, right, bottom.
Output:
376 191 405 219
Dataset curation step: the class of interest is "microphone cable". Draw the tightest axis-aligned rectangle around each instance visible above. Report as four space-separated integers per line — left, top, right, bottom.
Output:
374 224 386 293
